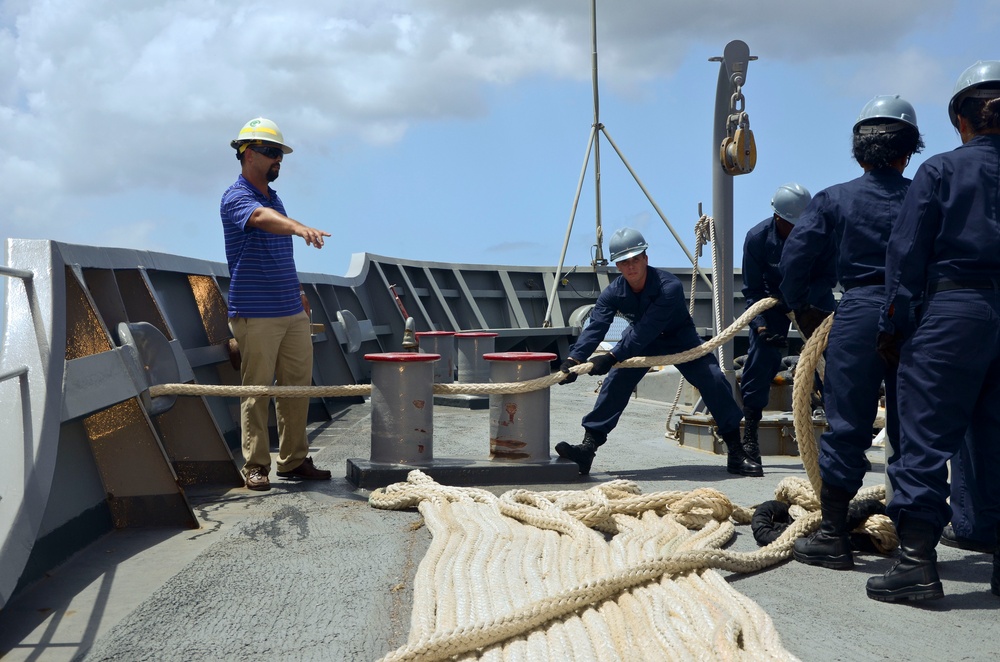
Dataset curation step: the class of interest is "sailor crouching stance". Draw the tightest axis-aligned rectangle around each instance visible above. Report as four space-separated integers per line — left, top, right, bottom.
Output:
555 227 761 478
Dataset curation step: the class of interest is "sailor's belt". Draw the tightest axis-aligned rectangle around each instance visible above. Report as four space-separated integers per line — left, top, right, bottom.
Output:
842 275 885 290
931 277 1000 292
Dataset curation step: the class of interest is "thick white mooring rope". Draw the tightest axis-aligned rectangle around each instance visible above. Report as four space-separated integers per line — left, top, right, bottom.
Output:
791 313 897 553
371 471 814 662
149 298 780 400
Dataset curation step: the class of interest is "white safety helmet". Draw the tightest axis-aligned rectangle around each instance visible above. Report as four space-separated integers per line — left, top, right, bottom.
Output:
771 183 811 225
609 227 649 263
230 117 293 154
948 60 1000 128
853 95 918 135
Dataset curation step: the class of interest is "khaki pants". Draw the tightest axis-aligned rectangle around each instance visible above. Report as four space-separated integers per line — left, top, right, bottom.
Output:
229 312 312 474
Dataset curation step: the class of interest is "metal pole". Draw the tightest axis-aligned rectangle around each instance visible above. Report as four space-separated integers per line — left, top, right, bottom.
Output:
0 266 33 280
600 126 713 291
546 4 737 327
710 40 753 371
542 0 603 328
542 126 597 328
711 61 734 370
0 365 28 383
590 0 606 267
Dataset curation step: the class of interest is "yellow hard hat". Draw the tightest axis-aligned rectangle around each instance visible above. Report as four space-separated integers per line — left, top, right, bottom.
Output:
230 117 293 153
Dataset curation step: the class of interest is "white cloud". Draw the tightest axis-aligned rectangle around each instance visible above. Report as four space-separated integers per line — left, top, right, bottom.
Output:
0 0 986 251
840 48 954 105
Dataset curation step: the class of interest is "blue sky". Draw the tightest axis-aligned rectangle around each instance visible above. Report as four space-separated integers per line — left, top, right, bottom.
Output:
1 0 997 283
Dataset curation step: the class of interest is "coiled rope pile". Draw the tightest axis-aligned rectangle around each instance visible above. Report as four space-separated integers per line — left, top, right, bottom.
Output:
362 300 896 661
370 471 818 661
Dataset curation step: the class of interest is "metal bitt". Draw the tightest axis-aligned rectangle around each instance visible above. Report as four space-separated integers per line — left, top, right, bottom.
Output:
485 352 557 461
366 352 439 464
454 332 498 384
415 331 456 383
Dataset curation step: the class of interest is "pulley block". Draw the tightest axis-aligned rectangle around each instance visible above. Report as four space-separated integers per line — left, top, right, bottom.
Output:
720 126 757 175
720 111 757 175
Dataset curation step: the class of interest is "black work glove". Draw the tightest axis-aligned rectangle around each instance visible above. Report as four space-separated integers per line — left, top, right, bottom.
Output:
876 331 902 368
795 305 831 340
587 352 618 376
558 357 579 385
758 328 788 348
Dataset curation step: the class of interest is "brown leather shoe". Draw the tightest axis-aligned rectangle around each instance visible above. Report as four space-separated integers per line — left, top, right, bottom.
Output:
276 456 331 481
245 466 271 491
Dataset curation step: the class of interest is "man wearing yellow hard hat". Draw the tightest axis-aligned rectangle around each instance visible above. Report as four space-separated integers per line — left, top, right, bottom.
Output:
221 117 332 491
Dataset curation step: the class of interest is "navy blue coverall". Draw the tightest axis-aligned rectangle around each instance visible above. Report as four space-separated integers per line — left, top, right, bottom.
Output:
881 135 1000 533
740 217 835 416
570 266 743 438
936 189 995 547
781 169 909 495
950 430 993 543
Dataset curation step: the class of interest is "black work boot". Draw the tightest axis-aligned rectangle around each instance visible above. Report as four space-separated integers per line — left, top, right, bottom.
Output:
940 523 997 553
742 408 762 465
866 512 944 602
722 429 763 477
793 483 856 569
992 524 1000 597
555 430 606 475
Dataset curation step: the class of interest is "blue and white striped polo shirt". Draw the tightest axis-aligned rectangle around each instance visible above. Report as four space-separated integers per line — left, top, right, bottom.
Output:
220 175 303 318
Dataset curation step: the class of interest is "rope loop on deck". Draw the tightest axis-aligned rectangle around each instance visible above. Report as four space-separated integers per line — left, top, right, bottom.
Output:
370 470 813 662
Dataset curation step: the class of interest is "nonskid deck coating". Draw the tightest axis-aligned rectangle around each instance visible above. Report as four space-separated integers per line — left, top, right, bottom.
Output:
0 386 996 661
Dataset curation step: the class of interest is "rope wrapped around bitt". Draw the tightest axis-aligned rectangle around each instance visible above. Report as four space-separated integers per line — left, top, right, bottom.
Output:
149 297 781 399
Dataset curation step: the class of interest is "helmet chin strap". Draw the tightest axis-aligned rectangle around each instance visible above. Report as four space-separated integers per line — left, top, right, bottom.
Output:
856 122 909 136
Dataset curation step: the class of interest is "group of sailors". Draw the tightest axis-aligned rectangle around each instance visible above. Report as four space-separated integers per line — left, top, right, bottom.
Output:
742 60 1000 603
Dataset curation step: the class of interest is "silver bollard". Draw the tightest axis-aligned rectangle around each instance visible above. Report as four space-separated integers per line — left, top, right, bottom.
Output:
415 331 456 383
484 352 557 461
455 332 498 384
365 352 439 464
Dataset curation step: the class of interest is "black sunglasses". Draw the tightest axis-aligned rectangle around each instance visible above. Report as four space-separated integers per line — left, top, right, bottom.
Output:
248 145 284 160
